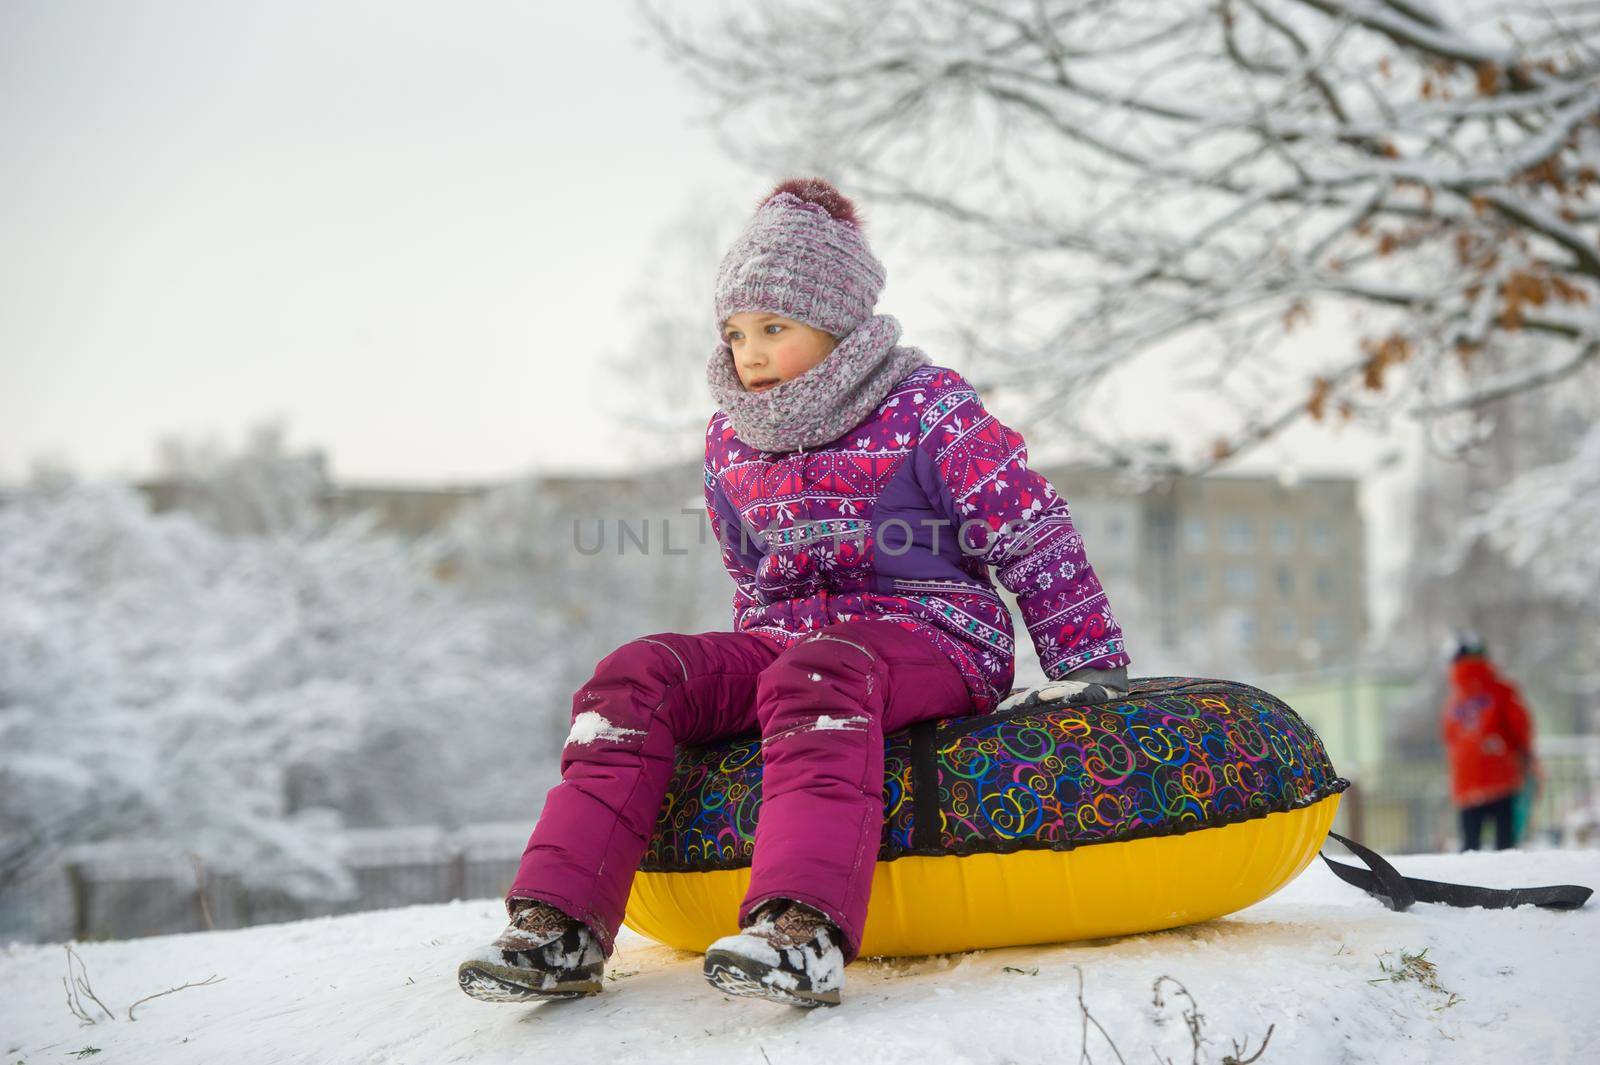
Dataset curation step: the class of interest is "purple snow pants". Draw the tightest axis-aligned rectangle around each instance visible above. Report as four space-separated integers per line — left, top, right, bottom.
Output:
507 619 974 964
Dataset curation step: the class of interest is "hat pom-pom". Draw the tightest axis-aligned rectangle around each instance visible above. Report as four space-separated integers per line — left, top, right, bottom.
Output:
761 177 861 228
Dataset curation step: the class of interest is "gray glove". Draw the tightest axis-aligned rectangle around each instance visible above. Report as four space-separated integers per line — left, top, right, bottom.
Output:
997 665 1129 712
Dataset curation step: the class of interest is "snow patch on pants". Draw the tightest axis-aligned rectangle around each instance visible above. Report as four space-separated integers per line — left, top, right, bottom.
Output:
565 711 646 746
765 713 872 746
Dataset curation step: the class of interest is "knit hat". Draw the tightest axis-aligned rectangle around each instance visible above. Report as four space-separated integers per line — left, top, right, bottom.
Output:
1448 629 1487 661
713 178 888 339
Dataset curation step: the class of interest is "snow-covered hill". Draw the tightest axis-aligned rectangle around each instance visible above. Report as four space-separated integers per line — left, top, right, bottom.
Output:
4 849 1596 1065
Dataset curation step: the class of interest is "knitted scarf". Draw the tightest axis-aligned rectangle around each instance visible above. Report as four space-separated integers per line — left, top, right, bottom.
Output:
705 314 931 454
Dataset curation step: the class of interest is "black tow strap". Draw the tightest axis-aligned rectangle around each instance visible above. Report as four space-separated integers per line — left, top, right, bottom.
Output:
909 721 942 851
1319 830 1593 912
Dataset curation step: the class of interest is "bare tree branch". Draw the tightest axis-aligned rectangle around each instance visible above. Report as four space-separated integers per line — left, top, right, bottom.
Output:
643 0 1600 471
1412 336 1600 413
126 975 225 1022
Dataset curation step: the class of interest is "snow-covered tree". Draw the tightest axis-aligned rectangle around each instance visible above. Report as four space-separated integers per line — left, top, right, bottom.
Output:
0 469 563 904
1467 413 1600 723
1386 369 1598 752
151 421 329 537
640 0 1600 471
1473 420 1600 613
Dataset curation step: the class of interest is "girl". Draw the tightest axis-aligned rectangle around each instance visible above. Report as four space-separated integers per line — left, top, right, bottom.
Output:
458 178 1130 1008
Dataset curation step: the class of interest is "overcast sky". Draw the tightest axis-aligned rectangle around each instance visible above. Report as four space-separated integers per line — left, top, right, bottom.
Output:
2 0 751 482
1 1 1399 482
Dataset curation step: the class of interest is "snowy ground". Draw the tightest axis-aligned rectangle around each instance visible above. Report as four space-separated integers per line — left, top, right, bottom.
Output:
3 849 1596 1065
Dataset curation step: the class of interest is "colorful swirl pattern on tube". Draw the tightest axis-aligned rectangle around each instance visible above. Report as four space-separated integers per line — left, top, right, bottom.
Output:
639 677 1348 872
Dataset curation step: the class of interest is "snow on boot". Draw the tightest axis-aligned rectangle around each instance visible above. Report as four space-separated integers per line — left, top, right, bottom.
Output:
702 899 845 1008
457 899 605 1002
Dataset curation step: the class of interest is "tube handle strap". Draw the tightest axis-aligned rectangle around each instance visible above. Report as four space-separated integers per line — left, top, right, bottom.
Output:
1319 830 1591 912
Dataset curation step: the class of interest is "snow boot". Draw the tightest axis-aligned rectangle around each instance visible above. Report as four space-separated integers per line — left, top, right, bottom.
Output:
702 899 845 1008
457 899 605 1002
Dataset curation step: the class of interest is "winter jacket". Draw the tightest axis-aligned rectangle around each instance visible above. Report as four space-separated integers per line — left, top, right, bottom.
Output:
703 363 1129 714
1441 655 1534 808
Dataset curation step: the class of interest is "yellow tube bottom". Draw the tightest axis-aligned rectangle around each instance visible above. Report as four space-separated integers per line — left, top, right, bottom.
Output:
623 794 1339 957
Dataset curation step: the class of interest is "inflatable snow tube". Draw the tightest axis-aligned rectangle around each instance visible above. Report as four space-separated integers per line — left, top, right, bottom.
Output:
623 676 1348 957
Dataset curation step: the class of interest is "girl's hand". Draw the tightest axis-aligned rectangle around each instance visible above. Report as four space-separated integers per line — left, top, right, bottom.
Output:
998 665 1129 712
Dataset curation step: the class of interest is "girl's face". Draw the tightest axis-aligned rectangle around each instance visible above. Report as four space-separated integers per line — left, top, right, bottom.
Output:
722 312 838 393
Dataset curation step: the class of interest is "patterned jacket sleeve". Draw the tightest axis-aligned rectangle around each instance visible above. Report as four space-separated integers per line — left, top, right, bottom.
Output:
915 372 1130 678
704 416 762 632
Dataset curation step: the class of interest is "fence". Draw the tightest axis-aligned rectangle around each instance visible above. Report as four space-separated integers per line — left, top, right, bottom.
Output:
1332 748 1598 854
56 823 530 943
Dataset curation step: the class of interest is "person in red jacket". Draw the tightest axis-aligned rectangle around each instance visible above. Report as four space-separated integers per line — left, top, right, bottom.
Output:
1441 633 1535 851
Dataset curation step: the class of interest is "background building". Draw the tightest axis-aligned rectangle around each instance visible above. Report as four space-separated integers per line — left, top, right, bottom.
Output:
1035 464 1367 679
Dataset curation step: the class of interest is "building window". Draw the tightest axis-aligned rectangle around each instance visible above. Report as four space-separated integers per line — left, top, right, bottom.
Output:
1186 567 1208 596
1224 517 1255 553
1314 567 1336 598
1275 611 1297 645
1224 565 1256 598
1236 614 1259 650
1274 564 1293 597
1183 518 1208 552
1310 520 1335 553
1105 513 1126 545
1148 516 1175 563
1315 615 1339 648
1272 518 1295 554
